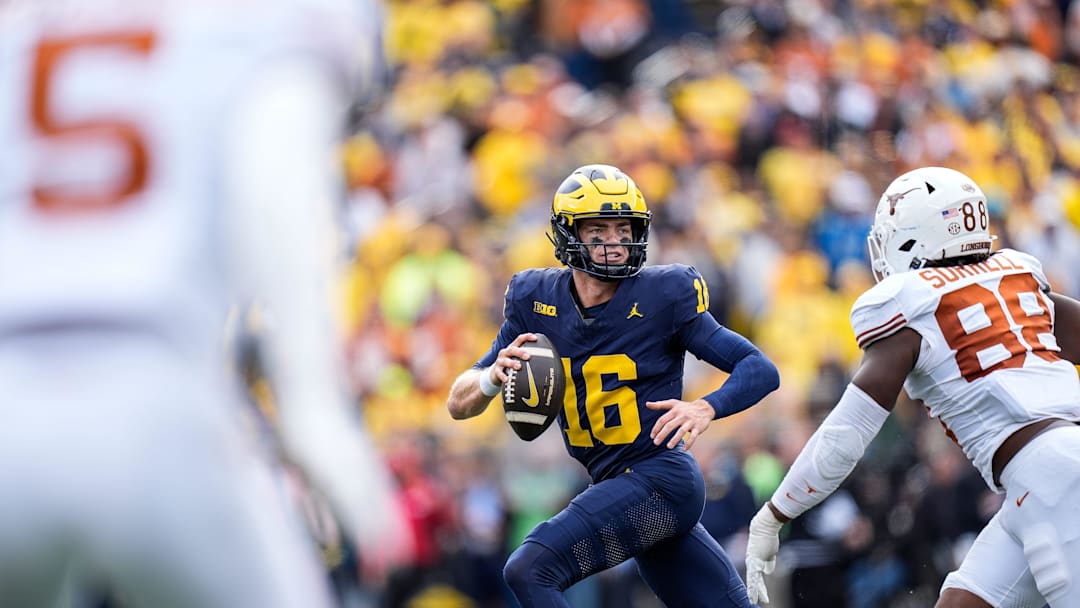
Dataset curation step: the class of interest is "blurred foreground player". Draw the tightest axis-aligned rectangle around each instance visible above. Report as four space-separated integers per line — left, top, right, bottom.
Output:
0 0 408 606
745 167 1080 608
447 164 780 607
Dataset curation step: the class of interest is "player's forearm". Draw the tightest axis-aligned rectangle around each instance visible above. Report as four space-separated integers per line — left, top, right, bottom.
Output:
701 351 780 418
224 61 409 543
447 368 496 420
769 383 889 519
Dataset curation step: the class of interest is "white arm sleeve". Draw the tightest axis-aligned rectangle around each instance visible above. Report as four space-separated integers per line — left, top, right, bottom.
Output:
770 383 890 519
223 59 399 546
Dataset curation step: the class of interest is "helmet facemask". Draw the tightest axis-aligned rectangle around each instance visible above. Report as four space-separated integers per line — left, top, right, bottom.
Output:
867 221 897 282
550 214 650 281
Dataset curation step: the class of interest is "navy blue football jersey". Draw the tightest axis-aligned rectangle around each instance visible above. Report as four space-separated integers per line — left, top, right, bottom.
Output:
478 264 719 482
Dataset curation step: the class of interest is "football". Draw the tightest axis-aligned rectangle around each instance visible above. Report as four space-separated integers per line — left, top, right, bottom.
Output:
501 334 566 441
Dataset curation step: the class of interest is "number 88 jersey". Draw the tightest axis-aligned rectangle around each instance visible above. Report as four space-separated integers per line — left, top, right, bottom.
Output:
851 248 1080 491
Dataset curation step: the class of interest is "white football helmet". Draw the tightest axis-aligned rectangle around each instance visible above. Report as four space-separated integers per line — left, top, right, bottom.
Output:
867 166 996 282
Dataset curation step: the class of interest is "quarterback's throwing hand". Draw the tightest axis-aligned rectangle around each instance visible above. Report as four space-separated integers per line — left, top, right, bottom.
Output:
745 504 785 605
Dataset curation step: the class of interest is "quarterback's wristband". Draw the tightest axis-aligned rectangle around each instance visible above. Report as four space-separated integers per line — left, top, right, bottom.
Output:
478 365 502 397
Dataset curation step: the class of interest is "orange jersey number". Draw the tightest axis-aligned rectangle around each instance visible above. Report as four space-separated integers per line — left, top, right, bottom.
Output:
935 273 1059 382
31 30 157 214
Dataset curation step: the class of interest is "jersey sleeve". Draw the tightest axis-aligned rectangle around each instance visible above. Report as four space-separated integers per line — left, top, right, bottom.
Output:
850 278 910 350
474 272 528 368
668 264 711 332
1000 248 1052 292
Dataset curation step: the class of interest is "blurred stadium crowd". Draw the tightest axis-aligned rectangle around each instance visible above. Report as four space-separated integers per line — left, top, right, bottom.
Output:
330 0 1080 606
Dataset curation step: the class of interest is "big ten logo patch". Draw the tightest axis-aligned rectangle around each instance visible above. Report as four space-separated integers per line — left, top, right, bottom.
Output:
534 301 557 317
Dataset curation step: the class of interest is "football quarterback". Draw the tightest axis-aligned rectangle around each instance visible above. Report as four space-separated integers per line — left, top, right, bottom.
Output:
448 164 780 607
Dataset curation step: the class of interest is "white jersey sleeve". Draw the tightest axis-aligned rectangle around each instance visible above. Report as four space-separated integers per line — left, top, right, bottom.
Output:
851 276 916 349
1004 248 1052 292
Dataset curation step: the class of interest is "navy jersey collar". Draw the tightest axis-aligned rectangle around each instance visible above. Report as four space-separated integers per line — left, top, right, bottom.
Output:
566 271 636 325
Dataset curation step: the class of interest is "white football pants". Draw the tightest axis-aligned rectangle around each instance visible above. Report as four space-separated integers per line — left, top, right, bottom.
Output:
942 424 1080 608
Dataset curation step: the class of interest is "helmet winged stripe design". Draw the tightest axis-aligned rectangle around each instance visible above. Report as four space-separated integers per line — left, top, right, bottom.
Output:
549 164 651 280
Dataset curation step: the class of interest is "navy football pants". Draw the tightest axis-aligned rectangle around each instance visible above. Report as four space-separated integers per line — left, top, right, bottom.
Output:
503 450 752 607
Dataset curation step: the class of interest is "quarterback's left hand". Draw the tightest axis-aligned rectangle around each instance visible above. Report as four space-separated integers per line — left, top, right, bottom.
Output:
745 504 785 605
646 398 713 450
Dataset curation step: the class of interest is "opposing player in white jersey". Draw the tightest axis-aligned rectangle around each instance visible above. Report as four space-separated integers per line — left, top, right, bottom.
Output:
0 0 408 606
744 166 1080 608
